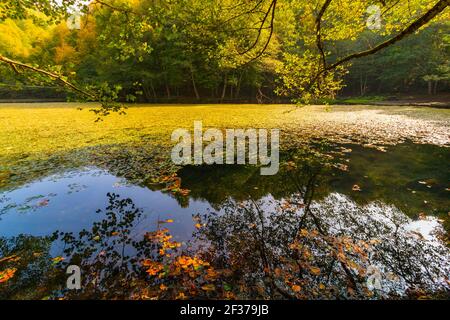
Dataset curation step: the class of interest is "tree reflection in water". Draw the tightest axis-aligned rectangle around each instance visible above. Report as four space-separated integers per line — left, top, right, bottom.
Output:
1 156 449 299
195 193 449 299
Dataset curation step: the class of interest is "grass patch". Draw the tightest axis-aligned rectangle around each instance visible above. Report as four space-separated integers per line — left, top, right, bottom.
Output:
335 96 387 105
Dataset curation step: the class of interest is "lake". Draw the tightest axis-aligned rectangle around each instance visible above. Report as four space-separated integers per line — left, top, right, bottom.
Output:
0 103 449 299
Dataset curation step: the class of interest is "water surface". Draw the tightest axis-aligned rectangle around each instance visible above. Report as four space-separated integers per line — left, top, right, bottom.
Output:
0 142 449 299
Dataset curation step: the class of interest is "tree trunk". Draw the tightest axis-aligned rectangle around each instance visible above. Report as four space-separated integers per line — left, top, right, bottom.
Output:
166 84 171 99
235 72 243 99
221 74 228 102
190 68 200 99
150 81 157 101
142 85 151 102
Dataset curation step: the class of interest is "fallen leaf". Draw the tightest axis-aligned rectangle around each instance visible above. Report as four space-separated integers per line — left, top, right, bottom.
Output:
201 284 216 291
310 266 321 275
51 256 65 264
0 268 17 283
292 285 301 292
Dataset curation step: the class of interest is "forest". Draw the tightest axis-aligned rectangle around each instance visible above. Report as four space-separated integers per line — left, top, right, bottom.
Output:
0 0 449 104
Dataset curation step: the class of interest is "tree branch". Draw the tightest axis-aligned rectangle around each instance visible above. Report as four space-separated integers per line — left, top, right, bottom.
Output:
91 0 141 16
316 0 333 68
325 0 449 72
305 0 449 92
239 0 277 55
0 55 97 100
240 0 277 65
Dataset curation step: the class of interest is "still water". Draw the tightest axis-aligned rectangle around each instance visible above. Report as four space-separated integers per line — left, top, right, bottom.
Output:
0 142 449 299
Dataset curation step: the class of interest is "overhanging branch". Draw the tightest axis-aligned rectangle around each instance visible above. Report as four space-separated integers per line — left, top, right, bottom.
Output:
0 55 97 100
325 0 449 72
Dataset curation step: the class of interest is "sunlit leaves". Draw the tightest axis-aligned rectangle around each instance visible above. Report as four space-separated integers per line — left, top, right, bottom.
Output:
275 51 348 103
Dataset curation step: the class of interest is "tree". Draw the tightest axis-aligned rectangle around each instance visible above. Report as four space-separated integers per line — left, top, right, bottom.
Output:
0 0 448 108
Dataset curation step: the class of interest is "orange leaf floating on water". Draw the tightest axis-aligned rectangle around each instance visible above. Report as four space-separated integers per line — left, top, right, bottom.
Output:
176 256 209 270
292 285 301 292
176 292 187 300
310 266 321 275
201 284 216 291
274 268 282 276
142 260 164 276
300 229 309 237
205 268 218 280
159 284 168 291
0 268 17 283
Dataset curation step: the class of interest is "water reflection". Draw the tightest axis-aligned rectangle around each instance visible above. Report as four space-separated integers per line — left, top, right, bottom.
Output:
195 194 449 299
178 143 450 220
0 168 207 240
2 191 448 299
0 143 449 299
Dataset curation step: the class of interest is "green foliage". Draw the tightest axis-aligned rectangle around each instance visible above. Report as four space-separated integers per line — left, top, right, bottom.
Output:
275 51 348 104
0 0 449 104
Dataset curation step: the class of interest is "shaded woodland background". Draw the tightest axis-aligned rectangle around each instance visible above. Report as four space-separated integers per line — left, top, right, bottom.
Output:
0 0 449 103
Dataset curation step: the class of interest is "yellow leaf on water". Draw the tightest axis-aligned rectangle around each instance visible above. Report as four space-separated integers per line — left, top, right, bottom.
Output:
52 256 65 264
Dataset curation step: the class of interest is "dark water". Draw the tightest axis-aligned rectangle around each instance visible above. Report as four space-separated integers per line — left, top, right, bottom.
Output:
0 142 449 299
